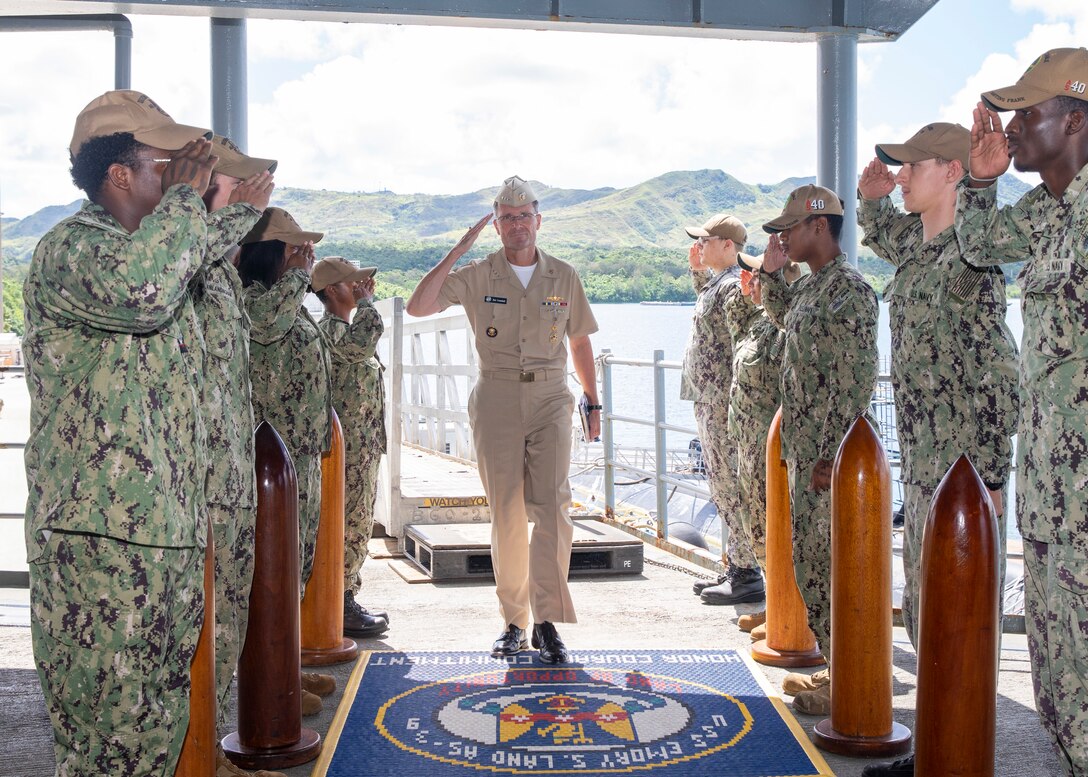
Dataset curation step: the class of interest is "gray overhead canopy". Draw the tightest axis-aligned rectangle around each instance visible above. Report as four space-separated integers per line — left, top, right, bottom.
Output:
0 0 942 260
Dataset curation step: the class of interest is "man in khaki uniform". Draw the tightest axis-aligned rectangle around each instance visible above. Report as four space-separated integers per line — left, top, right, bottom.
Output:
407 176 600 664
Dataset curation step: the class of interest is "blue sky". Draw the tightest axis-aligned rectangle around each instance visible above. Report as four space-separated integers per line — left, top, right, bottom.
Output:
0 0 1083 219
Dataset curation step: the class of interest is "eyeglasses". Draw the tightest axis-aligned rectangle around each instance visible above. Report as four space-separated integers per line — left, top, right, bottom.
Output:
495 213 538 225
132 157 172 167
696 236 723 246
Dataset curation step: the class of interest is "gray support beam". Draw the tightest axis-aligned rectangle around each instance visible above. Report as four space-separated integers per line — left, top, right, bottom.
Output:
113 19 131 88
210 17 247 148
0 15 132 89
816 31 858 264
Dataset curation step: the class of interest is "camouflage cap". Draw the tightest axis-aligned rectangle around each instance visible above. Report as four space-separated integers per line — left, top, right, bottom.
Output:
70 90 210 156
763 184 843 234
241 207 323 245
311 257 376 291
876 122 970 168
685 213 748 244
212 135 278 178
737 253 803 283
494 175 538 207
982 47 1088 111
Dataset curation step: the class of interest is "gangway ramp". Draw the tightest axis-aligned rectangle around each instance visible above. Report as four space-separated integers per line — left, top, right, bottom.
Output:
380 445 644 582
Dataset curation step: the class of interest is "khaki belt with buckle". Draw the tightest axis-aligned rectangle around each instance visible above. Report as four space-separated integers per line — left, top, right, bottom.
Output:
480 369 559 382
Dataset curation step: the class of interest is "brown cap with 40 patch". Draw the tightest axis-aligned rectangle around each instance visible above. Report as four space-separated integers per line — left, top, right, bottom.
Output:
763 184 843 234
982 47 1088 111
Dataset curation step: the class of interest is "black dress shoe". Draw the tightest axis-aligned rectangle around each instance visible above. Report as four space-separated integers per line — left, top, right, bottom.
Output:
861 754 914 776
532 622 571 664
491 624 529 657
345 591 389 622
344 593 389 638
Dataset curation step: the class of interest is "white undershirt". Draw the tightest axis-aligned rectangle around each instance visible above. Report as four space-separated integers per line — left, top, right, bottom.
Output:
509 261 537 288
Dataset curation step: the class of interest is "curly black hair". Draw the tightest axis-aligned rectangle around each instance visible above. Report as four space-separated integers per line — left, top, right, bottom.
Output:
69 132 143 200
1054 94 1088 117
237 239 287 289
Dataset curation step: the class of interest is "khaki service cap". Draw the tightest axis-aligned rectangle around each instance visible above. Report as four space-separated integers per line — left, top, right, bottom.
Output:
495 175 538 207
212 135 278 178
763 184 843 234
685 213 748 244
241 207 324 245
311 257 377 292
876 122 970 169
982 47 1088 111
70 90 210 157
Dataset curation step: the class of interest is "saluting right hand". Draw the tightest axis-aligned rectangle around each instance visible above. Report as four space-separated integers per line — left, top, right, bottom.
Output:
449 213 493 262
688 242 702 270
161 138 217 196
284 241 316 273
859 158 896 200
969 101 1011 183
762 234 788 273
229 171 275 211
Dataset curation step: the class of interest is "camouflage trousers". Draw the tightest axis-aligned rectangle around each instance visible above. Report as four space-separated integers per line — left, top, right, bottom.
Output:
211 503 255 730
296 451 323 597
694 401 757 570
786 456 831 663
344 449 382 594
734 425 770 573
29 531 202 777
901 481 1007 650
1024 539 1088 777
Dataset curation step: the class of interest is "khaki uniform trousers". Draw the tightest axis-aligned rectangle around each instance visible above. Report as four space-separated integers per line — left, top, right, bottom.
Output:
469 373 577 628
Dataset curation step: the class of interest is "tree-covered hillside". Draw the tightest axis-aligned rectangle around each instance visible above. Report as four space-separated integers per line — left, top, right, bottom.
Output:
2 169 1034 313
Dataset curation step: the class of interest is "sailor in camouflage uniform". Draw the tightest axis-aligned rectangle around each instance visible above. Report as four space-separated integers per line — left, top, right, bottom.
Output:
760 184 880 717
956 48 1088 776
23 91 260 777
313 257 390 639
857 123 1020 777
238 209 331 599
682 214 765 606
196 138 294 777
726 256 800 627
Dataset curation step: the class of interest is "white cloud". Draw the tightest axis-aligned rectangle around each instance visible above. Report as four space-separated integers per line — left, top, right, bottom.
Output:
3 4 1086 219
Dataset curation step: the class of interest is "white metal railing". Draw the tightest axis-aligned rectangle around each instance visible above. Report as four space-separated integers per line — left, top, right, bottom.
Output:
598 348 712 544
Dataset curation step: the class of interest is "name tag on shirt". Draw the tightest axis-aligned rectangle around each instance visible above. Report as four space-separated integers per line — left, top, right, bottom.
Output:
484 295 507 304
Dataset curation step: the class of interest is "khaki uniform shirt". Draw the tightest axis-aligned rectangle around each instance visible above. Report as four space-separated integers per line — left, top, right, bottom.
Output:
681 266 742 402
437 248 598 371
955 165 1088 549
318 299 387 453
860 196 1019 488
22 185 241 560
191 204 264 509
761 255 879 468
244 268 332 457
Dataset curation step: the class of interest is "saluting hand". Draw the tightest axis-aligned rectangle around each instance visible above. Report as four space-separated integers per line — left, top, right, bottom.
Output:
161 138 217 196
859 158 896 200
284 240 316 273
688 242 702 270
739 268 753 297
229 171 275 211
762 234 788 273
449 213 493 263
969 101 1011 183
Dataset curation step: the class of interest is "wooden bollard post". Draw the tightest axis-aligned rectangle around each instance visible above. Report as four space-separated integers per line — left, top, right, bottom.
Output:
752 408 824 668
915 455 1000 776
222 422 321 770
813 416 911 756
175 535 216 776
301 409 359 665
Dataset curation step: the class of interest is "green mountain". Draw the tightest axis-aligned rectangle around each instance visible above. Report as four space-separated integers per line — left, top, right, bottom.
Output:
0 170 1036 303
